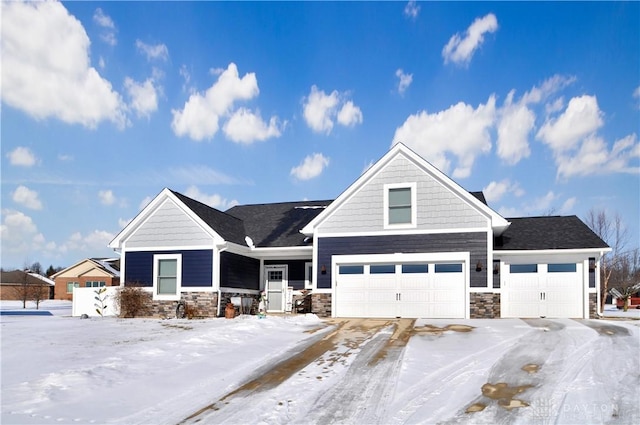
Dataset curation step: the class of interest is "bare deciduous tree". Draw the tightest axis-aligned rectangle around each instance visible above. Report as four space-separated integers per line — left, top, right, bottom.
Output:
584 208 630 311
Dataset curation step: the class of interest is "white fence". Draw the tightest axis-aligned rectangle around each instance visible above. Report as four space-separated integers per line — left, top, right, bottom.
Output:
72 287 120 317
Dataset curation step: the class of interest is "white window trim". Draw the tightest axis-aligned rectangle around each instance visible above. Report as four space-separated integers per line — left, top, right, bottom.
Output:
152 254 182 301
383 182 417 229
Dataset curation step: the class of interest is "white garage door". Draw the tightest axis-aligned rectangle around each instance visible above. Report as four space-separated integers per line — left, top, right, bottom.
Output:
502 263 583 318
335 262 465 318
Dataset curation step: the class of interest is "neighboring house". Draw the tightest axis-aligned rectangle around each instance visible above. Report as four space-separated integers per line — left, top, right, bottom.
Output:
51 258 120 301
0 270 54 301
109 143 610 319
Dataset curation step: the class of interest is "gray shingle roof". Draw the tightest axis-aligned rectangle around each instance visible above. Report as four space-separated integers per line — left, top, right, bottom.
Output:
469 191 487 205
170 190 247 245
495 216 609 250
171 190 606 252
226 200 332 247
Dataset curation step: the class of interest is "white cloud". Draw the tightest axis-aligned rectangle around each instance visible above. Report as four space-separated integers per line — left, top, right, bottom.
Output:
6 147 37 167
0 209 41 257
93 8 117 46
223 108 284 144
184 186 238 210
179 65 191 92
521 74 576 105
634 86 640 109
537 95 603 153
171 63 259 141
337 101 363 127
496 91 535 165
124 77 158 118
555 134 639 178
533 191 559 214
99 190 116 206
392 96 496 178
12 186 43 210
139 196 153 211
404 1 420 19
395 69 413 95
93 8 114 29
136 40 169 62
62 230 115 254
0 208 115 266
302 86 363 134
496 75 576 165
303 86 340 134
483 179 523 203
442 13 498 66
545 97 565 115
536 95 639 179
1 1 127 129
362 160 375 175
291 153 330 181
118 218 131 229
560 197 577 214
58 154 74 162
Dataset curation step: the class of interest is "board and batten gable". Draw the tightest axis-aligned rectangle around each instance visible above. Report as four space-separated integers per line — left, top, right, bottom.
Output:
317 153 490 234
125 198 215 248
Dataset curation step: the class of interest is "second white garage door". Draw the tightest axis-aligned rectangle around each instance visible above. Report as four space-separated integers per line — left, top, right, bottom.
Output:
501 262 584 318
334 261 466 318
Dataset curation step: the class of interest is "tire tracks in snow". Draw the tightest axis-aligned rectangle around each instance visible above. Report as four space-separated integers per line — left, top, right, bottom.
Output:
386 324 527 425
178 318 414 425
304 319 415 425
441 319 639 425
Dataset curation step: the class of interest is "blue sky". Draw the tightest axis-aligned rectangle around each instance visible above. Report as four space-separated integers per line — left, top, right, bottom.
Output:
1 1 638 270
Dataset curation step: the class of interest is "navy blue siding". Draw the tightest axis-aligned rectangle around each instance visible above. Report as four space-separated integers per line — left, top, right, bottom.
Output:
220 252 260 290
317 233 488 289
125 250 213 288
265 259 309 290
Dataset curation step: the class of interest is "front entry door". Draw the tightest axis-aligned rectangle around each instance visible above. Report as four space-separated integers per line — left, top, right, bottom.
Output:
266 266 287 312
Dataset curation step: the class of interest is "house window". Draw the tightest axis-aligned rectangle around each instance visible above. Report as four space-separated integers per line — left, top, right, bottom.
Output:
339 265 364 275
66 282 79 293
510 264 538 273
435 263 463 273
402 264 429 274
370 264 396 274
85 281 106 288
548 263 577 273
384 183 417 228
153 254 182 300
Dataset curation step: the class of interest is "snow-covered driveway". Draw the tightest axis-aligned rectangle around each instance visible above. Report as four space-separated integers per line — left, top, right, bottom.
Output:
1 301 638 425
180 318 639 425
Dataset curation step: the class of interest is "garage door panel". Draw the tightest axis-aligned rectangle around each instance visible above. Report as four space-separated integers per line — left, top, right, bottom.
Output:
432 304 465 318
335 259 466 319
503 262 584 318
399 275 428 289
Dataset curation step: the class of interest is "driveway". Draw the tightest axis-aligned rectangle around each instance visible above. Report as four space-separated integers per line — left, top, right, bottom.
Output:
179 317 639 425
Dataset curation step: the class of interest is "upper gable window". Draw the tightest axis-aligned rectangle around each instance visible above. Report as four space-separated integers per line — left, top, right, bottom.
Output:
384 183 417 228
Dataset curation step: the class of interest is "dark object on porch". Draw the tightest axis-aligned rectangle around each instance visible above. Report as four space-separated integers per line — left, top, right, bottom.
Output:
295 293 312 314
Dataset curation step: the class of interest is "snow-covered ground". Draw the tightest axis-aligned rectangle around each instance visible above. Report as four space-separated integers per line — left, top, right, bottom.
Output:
1 300 638 425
